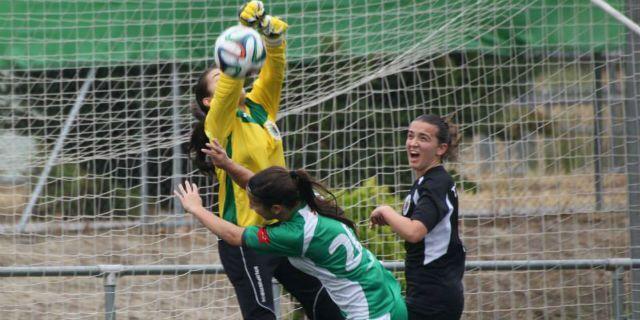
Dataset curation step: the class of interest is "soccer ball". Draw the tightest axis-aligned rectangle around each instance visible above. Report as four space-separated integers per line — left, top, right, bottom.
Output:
214 25 266 78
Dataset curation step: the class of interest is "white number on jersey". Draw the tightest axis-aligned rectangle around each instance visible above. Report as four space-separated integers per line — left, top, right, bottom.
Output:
328 225 363 271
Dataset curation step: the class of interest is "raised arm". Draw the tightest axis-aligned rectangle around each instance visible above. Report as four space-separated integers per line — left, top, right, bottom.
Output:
239 1 288 118
174 181 245 246
247 37 286 118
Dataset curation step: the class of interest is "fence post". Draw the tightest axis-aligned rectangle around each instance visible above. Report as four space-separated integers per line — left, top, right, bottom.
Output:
104 272 117 320
613 266 626 320
99 265 123 320
624 1 640 318
593 54 605 211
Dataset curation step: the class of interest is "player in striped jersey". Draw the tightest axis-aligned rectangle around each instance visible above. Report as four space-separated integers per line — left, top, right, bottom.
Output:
370 115 465 320
174 147 407 319
188 2 341 319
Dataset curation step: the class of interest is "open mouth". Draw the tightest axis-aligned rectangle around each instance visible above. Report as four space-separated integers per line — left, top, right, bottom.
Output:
408 150 420 160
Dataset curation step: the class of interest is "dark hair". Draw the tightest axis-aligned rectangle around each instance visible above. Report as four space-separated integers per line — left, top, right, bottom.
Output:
247 166 357 231
189 120 215 176
413 114 459 162
193 68 215 116
189 68 217 176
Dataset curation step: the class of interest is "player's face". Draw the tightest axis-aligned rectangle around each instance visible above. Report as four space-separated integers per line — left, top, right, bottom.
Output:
203 68 247 110
205 69 221 102
406 120 447 175
199 69 221 110
248 194 277 220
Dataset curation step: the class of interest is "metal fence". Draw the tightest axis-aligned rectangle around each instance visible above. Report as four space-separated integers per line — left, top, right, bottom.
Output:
1 259 636 320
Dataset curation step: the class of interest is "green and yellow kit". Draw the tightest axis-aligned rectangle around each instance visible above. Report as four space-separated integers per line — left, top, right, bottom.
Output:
205 41 286 227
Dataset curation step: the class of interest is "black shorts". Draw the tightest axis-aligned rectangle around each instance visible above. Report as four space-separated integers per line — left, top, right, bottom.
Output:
406 279 464 320
218 240 343 320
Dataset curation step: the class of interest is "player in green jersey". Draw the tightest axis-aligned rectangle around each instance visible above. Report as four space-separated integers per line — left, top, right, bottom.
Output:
175 139 407 320
189 2 342 318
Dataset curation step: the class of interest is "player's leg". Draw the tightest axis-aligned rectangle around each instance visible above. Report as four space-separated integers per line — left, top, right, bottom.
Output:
219 240 279 320
273 259 344 320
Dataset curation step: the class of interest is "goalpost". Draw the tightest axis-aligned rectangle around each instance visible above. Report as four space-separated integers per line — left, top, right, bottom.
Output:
0 0 638 318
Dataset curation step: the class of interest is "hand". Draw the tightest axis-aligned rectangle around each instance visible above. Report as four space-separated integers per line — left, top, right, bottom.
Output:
201 139 233 169
259 15 288 40
239 1 265 27
369 206 391 228
239 1 287 46
174 181 203 214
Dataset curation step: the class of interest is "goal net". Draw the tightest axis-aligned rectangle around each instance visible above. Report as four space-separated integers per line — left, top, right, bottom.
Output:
0 0 634 318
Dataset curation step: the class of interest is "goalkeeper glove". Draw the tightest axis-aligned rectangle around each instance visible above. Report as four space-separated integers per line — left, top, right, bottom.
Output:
239 1 288 46
238 1 265 28
259 15 288 46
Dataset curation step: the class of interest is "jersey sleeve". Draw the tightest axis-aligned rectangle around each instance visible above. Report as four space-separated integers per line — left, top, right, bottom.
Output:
242 223 302 257
245 41 286 119
411 180 451 232
204 73 245 142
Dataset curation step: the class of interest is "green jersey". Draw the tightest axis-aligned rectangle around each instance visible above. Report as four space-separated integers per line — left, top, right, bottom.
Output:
243 205 407 320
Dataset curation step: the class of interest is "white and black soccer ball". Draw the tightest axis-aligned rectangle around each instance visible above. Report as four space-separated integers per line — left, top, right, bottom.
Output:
214 25 266 78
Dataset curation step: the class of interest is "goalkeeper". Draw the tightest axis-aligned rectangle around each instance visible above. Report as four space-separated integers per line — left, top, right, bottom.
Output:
188 2 343 319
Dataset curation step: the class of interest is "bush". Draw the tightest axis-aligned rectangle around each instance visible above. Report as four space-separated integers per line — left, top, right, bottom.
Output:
337 177 407 290
338 177 405 262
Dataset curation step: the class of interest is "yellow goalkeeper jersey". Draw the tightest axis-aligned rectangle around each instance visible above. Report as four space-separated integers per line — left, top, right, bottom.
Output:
204 41 286 227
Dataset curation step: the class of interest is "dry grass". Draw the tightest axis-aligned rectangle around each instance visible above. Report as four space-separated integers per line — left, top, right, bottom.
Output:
460 173 627 216
0 228 306 319
460 211 629 319
0 185 27 224
455 168 630 318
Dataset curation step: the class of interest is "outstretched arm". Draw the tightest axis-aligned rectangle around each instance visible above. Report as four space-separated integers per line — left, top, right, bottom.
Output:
247 33 286 118
202 139 255 188
240 1 288 117
174 181 245 246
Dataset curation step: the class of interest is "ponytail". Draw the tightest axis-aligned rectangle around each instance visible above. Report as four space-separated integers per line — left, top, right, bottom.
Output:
248 167 357 231
189 120 215 176
290 170 356 231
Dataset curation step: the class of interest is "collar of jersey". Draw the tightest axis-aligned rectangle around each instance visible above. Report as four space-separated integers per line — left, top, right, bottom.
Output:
237 98 269 126
236 109 259 124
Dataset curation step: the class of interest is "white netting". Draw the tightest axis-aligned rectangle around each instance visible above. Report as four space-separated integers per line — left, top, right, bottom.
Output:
0 0 636 318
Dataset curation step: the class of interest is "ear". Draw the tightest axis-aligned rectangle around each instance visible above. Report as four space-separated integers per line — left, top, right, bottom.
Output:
202 97 211 109
436 143 449 157
270 204 286 215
